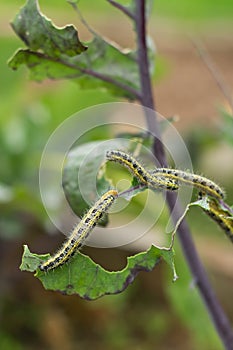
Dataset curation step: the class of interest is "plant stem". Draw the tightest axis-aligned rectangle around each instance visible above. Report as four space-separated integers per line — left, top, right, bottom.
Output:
134 0 166 166
106 0 135 19
134 0 233 348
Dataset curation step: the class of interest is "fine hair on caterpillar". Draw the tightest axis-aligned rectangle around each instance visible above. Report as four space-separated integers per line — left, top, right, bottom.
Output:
39 189 118 272
151 168 225 200
202 198 233 243
106 150 179 191
106 150 224 200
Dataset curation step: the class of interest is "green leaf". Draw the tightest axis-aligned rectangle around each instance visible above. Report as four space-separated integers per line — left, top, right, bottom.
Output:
62 139 158 220
20 245 49 273
70 36 140 96
172 196 233 243
193 196 233 242
8 49 82 81
190 196 233 216
63 140 124 226
8 0 140 99
21 244 176 300
10 0 87 57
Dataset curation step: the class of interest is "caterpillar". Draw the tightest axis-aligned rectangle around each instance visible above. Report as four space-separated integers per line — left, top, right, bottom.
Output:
106 150 178 191
106 150 225 200
39 189 118 272
151 168 225 200
202 198 233 243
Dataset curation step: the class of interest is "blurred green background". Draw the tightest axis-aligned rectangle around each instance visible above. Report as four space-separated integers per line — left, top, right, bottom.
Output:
0 1 233 349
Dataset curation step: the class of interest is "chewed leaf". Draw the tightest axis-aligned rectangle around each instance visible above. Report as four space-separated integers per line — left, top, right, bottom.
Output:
193 197 233 243
10 0 87 57
21 245 176 300
20 245 49 272
8 49 81 81
8 0 141 99
175 196 233 244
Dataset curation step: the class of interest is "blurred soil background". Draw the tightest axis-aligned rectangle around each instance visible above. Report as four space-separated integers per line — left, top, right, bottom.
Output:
0 1 233 349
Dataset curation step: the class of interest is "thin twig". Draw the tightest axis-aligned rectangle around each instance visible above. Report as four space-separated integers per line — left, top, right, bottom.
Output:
220 199 233 216
135 0 233 348
107 0 135 20
192 38 233 115
68 1 99 37
118 184 145 198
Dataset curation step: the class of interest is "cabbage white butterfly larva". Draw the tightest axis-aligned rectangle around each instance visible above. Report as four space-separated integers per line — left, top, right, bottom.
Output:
202 198 233 242
152 168 225 200
106 150 179 191
39 189 118 272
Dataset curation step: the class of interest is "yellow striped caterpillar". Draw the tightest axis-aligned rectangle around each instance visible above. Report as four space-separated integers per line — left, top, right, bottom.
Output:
151 168 225 200
39 189 118 272
106 150 179 191
202 198 233 243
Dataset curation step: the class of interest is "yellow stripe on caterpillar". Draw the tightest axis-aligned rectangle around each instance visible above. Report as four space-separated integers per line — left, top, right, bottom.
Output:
203 198 233 243
39 189 118 272
106 150 178 191
151 168 225 200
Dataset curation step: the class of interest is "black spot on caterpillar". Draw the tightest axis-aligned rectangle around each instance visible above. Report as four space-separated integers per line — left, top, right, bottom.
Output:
106 150 178 191
202 198 233 243
152 168 225 200
39 189 118 272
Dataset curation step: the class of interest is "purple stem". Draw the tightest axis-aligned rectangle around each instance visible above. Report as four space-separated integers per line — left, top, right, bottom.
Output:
118 184 146 198
106 0 135 19
134 0 233 349
220 199 233 216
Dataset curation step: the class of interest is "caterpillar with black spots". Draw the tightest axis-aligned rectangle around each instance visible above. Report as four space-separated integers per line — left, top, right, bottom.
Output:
106 150 225 200
106 150 179 191
39 189 118 272
202 198 233 243
151 168 225 200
